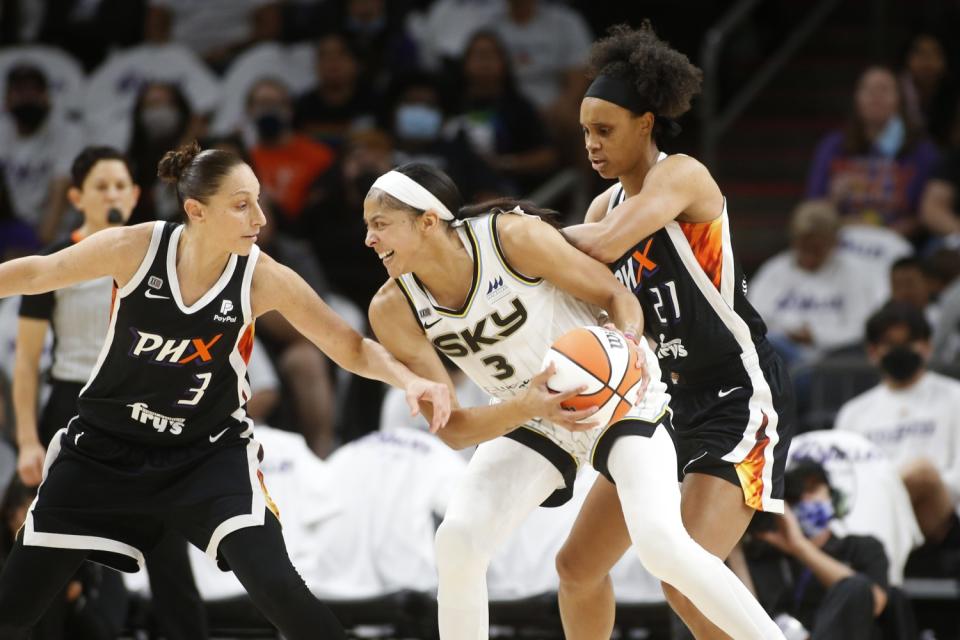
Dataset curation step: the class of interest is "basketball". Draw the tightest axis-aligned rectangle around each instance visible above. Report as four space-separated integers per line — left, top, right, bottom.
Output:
541 326 644 428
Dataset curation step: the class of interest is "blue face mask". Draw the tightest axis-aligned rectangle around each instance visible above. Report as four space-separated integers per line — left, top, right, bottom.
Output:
395 104 442 141
873 114 905 158
794 499 834 538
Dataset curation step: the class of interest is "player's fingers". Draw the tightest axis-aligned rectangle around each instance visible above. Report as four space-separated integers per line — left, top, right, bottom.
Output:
556 415 600 431
551 384 588 403
531 362 556 387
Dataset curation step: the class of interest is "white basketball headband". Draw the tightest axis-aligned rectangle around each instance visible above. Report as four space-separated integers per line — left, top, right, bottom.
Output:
370 170 455 221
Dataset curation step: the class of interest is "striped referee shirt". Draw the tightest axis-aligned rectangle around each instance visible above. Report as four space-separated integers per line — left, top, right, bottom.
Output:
19 232 113 384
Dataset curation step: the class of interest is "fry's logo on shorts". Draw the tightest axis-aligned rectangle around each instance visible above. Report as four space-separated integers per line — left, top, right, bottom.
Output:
127 402 185 435
128 329 222 366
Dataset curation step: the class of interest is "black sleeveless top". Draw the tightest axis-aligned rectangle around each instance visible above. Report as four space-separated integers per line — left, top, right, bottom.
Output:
78 222 259 444
607 185 769 383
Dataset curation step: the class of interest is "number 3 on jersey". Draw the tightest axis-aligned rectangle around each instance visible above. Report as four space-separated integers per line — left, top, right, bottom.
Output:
482 354 515 380
648 280 680 324
179 372 212 406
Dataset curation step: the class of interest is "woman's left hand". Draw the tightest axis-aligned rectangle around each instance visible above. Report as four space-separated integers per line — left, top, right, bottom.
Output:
405 377 453 433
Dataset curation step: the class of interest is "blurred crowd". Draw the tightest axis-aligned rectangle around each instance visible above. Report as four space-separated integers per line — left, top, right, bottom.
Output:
1 0 960 638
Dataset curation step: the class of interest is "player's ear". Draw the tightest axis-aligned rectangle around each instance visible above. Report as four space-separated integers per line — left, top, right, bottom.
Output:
67 186 82 209
418 209 443 232
183 198 205 224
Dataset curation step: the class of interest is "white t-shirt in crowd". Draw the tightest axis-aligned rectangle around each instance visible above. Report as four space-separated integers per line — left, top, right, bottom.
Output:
488 3 592 108
835 371 960 503
0 113 83 225
82 44 220 150
148 0 275 59
788 430 923 586
837 224 913 272
408 0 506 70
0 46 85 121
304 429 466 599
748 250 886 352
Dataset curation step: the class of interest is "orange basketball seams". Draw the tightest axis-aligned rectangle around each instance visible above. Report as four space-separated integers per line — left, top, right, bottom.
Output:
553 329 612 381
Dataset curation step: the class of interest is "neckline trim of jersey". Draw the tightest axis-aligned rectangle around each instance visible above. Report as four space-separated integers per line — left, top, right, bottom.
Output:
165 224 239 315
411 221 482 318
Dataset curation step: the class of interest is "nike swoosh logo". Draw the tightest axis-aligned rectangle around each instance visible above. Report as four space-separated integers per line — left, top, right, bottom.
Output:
209 427 230 443
74 431 84 445
717 386 743 398
423 319 441 329
144 290 169 300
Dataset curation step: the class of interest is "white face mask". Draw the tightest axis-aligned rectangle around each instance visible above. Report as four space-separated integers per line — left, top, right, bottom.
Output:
395 104 443 141
140 105 181 140
873 114 905 158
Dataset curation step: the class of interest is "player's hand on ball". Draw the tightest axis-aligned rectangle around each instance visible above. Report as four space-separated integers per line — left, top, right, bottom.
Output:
405 377 453 433
17 441 46 487
524 362 600 431
602 323 650 404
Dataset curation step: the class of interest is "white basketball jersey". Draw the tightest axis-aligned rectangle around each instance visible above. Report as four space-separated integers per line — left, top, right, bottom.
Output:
396 212 670 461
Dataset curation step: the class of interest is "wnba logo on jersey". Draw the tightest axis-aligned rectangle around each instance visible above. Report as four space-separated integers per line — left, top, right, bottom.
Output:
129 329 223 365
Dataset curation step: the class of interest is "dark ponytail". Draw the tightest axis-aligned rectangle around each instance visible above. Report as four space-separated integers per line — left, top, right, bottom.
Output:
368 163 560 225
458 198 561 227
158 141 245 219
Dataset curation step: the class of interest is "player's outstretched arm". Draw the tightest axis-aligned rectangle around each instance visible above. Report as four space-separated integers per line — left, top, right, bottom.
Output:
497 214 644 339
563 155 718 263
368 281 598 449
0 224 152 299
252 253 453 432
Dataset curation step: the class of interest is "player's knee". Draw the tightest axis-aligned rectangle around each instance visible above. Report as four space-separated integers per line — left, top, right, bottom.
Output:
901 458 941 493
631 521 691 581
555 542 604 590
435 516 488 568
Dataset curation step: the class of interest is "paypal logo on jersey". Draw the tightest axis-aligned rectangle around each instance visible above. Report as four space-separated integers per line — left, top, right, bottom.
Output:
214 299 237 323
128 329 223 365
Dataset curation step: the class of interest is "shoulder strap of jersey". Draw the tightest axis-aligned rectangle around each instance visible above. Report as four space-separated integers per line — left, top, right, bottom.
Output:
117 221 169 298
240 244 260 325
606 183 625 214
484 212 543 286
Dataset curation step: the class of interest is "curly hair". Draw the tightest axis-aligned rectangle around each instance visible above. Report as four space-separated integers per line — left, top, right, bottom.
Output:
588 22 702 119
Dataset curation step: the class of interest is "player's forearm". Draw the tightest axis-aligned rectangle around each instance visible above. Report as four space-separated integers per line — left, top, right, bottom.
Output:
793 539 855 588
563 223 627 264
12 366 41 447
349 337 425 391
437 401 537 450
607 290 644 337
0 256 48 298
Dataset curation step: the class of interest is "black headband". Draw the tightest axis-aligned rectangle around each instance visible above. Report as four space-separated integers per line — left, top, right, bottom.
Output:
585 74 681 138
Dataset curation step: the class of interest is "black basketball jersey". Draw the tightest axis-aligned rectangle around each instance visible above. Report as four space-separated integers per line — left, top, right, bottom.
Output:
607 175 768 381
78 222 259 445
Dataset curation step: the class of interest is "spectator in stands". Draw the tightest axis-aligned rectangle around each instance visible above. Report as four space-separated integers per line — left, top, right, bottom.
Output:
127 82 199 224
488 0 591 117
919 145 960 244
899 32 957 148
249 201 339 458
752 461 890 640
0 166 39 261
294 32 377 149
246 77 335 232
301 128 395 311
144 0 282 73
748 200 886 365
0 64 82 243
1 478 130 638
487 0 591 167
340 0 420 91
35 0 146 71
836 303 960 547
889 256 939 328
388 73 506 202
806 65 939 243
447 29 556 194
